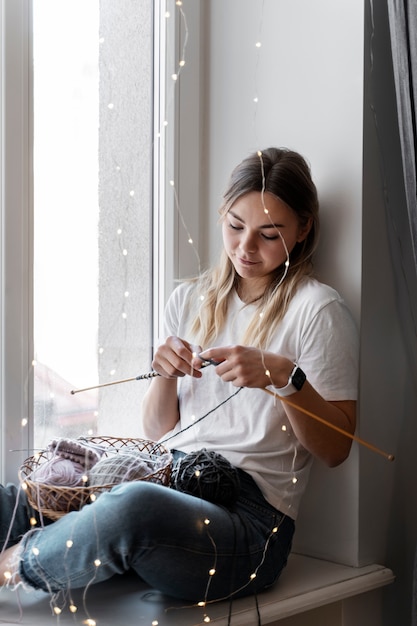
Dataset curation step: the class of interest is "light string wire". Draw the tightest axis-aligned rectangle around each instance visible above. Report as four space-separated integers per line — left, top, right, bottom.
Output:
5 6 393 626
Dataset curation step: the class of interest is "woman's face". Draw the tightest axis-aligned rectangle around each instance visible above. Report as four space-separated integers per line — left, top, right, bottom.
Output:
222 191 311 293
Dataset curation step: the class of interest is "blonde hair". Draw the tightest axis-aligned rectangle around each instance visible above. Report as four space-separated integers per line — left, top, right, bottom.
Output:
189 147 320 349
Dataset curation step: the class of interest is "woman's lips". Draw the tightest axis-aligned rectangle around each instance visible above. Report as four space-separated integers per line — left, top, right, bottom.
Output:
238 257 257 266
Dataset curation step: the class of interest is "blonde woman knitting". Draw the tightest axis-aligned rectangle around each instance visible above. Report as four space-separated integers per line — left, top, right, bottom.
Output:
1 147 358 603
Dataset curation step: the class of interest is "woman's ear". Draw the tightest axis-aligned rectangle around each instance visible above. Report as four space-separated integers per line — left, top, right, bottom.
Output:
296 217 313 243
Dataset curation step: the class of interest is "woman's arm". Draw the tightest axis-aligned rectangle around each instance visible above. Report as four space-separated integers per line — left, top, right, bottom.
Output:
141 336 204 441
199 345 356 467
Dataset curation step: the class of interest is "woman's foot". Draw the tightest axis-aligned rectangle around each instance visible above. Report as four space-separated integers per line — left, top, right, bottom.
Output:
0 544 22 585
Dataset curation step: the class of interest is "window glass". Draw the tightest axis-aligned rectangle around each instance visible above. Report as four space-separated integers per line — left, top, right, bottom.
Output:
33 0 153 449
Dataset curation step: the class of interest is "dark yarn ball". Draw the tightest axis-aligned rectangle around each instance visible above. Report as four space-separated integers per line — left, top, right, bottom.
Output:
170 448 240 507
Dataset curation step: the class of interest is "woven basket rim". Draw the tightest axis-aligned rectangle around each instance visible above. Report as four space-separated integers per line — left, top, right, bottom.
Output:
19 436 172 518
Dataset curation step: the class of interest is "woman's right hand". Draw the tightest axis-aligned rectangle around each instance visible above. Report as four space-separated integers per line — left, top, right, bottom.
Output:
152 336 204 379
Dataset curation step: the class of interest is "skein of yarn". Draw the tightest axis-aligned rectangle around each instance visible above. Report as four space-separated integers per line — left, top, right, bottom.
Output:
170 448 241 507
88 451 162 486
31 457 86 487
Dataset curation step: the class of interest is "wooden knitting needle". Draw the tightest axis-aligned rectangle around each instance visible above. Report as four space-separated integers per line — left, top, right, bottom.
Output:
70 371 159 394
70 360 217 395
70 367 394 462
262 387 394 462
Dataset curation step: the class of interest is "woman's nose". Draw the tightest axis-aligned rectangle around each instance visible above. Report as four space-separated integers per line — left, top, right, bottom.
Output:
239 231 257 253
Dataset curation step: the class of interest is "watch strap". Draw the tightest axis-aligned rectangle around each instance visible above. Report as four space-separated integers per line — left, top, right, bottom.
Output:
274 364 306 397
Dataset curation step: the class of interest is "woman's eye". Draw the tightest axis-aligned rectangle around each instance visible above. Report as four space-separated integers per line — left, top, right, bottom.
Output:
228 222 242 231
262 233 279 241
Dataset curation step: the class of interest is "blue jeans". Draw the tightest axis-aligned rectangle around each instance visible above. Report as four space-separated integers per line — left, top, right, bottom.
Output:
1 468 294 602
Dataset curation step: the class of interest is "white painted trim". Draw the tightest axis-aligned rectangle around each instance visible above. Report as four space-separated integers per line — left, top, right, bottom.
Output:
153 0 202 348
0 0 33 483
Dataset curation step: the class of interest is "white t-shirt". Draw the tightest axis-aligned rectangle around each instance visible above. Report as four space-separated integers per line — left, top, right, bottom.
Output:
158 277 359 519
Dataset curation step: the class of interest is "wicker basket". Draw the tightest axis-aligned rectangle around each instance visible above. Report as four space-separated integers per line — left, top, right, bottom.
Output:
19 436 172 521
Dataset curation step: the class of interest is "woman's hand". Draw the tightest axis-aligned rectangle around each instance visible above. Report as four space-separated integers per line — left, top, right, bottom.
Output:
199 345 294 389
200 345 356 467
152 336 205 379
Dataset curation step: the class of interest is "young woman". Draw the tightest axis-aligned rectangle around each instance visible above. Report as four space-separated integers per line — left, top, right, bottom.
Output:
0 147 358 605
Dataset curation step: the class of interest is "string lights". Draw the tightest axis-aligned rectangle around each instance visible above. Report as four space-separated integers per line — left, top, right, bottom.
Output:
2 3 386 626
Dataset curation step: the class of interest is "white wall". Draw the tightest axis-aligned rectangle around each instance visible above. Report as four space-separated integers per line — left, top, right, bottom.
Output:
178 0 364 567
175 1 417 622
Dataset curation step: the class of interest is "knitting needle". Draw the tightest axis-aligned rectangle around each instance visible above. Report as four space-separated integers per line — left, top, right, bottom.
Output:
70 363 394 462
262 388 394 462
70 372 158 394
70 360 217 395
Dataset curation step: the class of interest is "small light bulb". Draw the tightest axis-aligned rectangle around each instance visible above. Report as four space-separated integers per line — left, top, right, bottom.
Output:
209 568 216 576
66 540 73 548
94 559 101 567
32 547 40 556
69 604 78 613
255 41 262 48
53 607 62 615
21 418 28 427
108 103 114 109
172 73 178 81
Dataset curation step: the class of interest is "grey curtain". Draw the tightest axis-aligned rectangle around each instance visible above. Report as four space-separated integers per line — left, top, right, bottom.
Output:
389 6 417 625
387 0 417 266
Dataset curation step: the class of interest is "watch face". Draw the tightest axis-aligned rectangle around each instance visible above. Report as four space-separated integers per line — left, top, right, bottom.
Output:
292 367 306 390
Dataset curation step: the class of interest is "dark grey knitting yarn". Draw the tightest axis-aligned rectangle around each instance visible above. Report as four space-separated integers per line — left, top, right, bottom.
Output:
170 448 240 507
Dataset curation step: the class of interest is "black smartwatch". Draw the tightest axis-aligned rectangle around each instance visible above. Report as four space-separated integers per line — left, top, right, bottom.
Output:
274 364 306 397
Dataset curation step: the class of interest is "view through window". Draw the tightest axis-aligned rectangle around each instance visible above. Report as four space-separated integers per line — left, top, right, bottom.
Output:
33 0 154 449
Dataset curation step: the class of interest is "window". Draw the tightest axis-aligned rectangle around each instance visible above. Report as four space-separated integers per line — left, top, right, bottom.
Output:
32 0 154 449
0 1 156 483
0 0 198 482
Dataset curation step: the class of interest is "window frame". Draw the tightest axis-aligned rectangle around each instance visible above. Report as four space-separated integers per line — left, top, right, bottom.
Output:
0 0 33 483
0 0 202 482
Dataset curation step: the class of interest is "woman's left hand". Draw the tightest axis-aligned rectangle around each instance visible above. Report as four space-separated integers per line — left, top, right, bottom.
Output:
199 345 293 389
